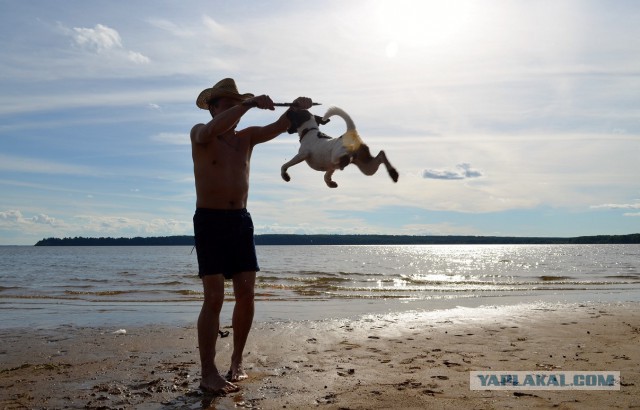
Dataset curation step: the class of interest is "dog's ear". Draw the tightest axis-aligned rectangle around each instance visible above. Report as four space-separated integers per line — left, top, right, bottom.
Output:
286 109 315 133
286 109 299 134
315 115 330 125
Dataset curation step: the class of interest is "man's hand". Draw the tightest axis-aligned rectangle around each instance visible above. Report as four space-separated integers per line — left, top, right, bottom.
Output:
291 96 312 110
243 95 275 110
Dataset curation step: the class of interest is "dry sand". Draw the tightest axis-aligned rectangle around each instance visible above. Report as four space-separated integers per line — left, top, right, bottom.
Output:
1 302 639 409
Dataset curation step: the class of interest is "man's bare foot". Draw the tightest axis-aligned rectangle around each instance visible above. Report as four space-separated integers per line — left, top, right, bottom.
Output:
199 372 240 395
226 363 248 382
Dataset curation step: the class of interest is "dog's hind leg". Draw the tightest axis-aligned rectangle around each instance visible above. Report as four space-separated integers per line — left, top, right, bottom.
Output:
338 154 351 170
324 169 338 188
352 144 399 182
281 153 308 182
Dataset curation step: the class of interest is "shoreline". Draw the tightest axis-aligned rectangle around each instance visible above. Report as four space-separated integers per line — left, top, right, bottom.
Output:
3 288 640 330
1 301 639 409
31 233 640 246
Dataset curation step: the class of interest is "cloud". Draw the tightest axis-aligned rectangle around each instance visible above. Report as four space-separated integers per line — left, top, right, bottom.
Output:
400 222 481 236
0 209 192 242
72 24 122 51
591 202 640 217
146 18 195 38
202 15 243 47
127 50 150 64
422 163 483 180
0 210 22 223
0 154 94 175
76 215 190 235
0 210 61 227
70 23 149 64
150 132 189 145
591 203 640 210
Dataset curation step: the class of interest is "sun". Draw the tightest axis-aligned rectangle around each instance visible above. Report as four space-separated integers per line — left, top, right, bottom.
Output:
385 41 399 58
373 0 476 58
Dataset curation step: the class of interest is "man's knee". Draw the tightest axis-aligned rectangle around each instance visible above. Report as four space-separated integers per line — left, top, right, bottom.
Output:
202 293 224 311
233 272 256 303
202 274 225 310
235 284 255 304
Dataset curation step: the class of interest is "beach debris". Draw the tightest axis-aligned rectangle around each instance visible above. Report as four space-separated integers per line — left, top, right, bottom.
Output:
315 393 337 405
0 363 31 373
112 329 127 335
514 392 539 398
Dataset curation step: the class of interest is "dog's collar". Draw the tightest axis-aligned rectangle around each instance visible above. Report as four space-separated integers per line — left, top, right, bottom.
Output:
299 127 318 141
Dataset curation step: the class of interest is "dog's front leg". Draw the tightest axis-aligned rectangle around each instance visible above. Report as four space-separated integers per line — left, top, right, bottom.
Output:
281 153 308 182
323 169 338 188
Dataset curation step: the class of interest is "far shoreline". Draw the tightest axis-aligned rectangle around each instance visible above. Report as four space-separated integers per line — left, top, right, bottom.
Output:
33 233 640 246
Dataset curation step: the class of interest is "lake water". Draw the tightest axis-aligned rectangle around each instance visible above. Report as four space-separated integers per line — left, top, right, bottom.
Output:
1 245 639 328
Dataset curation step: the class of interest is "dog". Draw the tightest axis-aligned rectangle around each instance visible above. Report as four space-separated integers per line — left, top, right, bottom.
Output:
281 107 399 188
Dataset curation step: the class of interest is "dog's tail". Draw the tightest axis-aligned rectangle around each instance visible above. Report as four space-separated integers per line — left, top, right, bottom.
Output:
323 106 362 152
322 106 356 132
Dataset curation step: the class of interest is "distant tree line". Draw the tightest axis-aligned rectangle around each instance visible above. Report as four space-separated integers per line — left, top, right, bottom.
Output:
35 236 194 246
34 233 640 246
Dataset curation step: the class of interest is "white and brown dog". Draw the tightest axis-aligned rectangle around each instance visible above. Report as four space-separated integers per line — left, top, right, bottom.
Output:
281 107 399 188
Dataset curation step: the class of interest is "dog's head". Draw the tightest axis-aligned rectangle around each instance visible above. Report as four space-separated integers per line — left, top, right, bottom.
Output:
286 109 330 134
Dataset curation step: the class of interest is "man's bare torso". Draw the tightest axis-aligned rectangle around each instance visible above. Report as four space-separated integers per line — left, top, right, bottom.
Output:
191 128 253 209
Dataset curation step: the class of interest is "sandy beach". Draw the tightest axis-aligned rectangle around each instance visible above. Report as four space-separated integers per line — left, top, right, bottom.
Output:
1 302 639 409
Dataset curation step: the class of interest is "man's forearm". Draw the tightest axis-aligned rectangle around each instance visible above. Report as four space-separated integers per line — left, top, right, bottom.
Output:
208 104 250 134
196 105 248 143
248 110 292 146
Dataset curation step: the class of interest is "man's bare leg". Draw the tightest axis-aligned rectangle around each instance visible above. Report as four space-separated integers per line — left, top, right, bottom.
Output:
227 271 255 382
198 275 239 393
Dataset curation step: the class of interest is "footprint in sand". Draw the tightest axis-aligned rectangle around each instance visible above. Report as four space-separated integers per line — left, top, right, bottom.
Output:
338 341 361 350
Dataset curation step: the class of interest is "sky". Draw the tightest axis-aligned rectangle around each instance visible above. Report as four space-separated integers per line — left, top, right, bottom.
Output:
1 0 639 245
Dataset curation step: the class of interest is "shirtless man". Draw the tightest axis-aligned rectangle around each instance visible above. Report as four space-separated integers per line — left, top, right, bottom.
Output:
190 78 312 394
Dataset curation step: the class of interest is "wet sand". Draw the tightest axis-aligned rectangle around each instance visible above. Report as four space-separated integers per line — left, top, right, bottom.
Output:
1 302 639 409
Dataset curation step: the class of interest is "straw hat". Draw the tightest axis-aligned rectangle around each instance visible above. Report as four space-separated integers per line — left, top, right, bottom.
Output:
196 78 254 110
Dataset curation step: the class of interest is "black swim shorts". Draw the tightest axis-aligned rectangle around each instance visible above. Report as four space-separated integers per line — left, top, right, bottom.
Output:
193 208 260 279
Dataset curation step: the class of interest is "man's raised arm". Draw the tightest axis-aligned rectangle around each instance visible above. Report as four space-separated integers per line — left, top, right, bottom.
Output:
249 96 313 146
191 95 277 144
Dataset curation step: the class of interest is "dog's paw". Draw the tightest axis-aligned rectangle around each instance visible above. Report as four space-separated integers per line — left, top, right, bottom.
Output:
326 181 338 188
281 172 291 182
389 168 399 182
